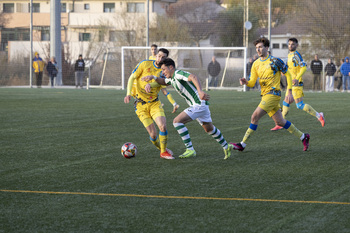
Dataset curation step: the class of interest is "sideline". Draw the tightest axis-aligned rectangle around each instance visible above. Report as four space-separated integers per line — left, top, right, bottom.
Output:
1 189 349 205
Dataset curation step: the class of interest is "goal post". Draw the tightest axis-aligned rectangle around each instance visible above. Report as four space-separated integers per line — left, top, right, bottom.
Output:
89 46 247 90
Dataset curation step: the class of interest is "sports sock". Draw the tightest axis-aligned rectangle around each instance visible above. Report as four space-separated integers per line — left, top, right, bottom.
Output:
173 122 194 150
150 136 161 150
284 121 303 138
302 103 318 118
166 93 176 106
282 101 290 118
159 130 168 153
208 126 228 149
242 123 257 144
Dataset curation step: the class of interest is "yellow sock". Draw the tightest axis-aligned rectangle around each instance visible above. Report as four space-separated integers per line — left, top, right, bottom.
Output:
150 136 161 150
284 121 303 138
303 104 317 118
242 124 257 144
159 131 168 153
166 93 176 105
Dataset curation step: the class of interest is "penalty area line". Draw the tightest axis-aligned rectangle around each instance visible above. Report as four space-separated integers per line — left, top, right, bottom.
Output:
1 189 350 205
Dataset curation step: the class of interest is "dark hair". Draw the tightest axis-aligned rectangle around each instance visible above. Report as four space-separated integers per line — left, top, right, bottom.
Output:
254 37 270 47
158 48 169 57
151 44 158 48
288 37 298 44
159 58 175 68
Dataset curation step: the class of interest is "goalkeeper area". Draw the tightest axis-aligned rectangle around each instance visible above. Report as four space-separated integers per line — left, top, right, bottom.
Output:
94 46 247 91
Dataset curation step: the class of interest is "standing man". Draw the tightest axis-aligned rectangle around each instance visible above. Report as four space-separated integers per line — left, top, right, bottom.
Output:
124 48 174 160
32 52 45 88
207 56 221 88
149 44 158 60
270 38 325 131
231 37 310 152
324 58 337 92
340 57 350 92
310 54 323 91
143 58 233 159
46 57 58 88
75 54 85 89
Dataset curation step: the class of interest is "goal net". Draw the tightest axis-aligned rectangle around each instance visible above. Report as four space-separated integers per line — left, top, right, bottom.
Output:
92 46 247 91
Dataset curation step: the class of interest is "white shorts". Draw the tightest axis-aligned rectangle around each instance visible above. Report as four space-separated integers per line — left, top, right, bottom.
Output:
184 103 212 125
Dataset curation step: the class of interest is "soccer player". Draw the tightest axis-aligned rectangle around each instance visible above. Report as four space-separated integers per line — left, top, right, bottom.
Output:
124 48 174 160
142 58 234 160
149 44 180 113
231 37 310 152
270 38 325 131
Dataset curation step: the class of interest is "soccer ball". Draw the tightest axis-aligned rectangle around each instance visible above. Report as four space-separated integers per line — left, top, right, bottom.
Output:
121 142 137 159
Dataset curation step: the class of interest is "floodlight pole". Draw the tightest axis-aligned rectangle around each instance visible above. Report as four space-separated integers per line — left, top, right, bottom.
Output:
50 0 62 86
30 0 33 88
268 0 272 53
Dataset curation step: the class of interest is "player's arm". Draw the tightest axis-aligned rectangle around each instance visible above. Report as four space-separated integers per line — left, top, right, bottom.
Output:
295 65 307 84
124 73 137 104
243 63 258 87
188 74 210 101
283 70 294 104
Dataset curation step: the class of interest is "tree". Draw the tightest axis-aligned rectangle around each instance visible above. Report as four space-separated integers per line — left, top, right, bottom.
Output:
294 0 350 62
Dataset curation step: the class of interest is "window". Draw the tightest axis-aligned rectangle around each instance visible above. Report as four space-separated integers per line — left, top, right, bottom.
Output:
84 4 90 10
61 3 66 12
41 30 50 41
99 31 105 42
127 3 144 13
103 3 115 12
3 3 15 13
79 33 91 41
282 43 288 49
28 3 40 12
272 43 280 49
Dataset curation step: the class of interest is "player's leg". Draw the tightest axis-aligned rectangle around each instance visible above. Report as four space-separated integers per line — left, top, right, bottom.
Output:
295 95 325 127
272 111 310 151
173 110 196 158
151 101 174 159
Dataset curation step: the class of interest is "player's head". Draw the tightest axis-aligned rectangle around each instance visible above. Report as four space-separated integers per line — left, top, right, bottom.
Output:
155 48 169 65
288 38 298 52
159 58 176 79
151 44 158 56
254 37 269 58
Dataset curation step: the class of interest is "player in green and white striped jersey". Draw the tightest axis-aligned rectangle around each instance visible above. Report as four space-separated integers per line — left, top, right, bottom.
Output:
143 58 234 159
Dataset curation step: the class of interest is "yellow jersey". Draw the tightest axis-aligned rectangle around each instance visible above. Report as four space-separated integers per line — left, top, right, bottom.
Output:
287 51 307 83
248 55 287 96
149 55 156 60
131 60 162 102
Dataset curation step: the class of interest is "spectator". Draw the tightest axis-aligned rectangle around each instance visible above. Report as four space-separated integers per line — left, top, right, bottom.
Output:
149 44 158 60
324 58 337 92
207 56 221 87
32 52 45 88
46 57 58 88
335 58 344 91
310 54 323 91
75 54 85 89
340 56 350 92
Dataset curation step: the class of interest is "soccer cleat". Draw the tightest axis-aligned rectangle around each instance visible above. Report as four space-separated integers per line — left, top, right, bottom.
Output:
224 143 234 160
231 142 245 152
270 125 283 131
166 148 174 156
179 149 196 158
318 112 325 127
302 133 310 151
160 151 175 160
172 104 180 113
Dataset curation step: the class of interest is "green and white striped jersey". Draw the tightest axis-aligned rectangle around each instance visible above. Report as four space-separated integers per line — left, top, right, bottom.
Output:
164 69 208 106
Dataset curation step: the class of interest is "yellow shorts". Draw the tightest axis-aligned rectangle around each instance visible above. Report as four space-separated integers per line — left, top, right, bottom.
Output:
258 94 281 117
292 86 304 99
135 100 165 128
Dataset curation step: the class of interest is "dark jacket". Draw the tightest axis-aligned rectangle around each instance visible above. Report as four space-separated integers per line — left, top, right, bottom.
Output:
324 62 336 76
75 59 85 72
46 61 58 77
207 61 221 77
310 59 323 74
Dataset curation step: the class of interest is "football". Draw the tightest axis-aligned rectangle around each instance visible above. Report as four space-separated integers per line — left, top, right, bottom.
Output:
121 142 137 159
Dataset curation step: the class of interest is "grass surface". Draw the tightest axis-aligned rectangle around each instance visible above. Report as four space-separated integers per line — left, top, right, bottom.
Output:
1 88 350 232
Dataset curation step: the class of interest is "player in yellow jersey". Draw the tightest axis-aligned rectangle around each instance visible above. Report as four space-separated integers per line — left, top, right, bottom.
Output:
231 37 310 152
124 48 174 159
271 37 325 131
131 44 179 113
